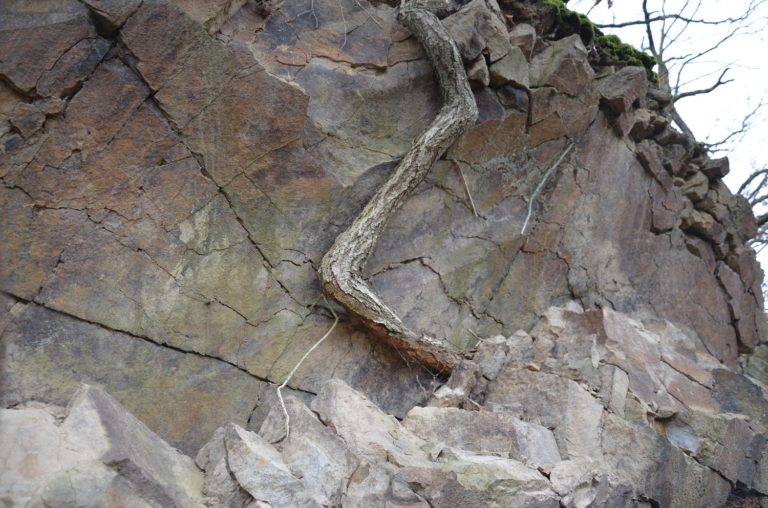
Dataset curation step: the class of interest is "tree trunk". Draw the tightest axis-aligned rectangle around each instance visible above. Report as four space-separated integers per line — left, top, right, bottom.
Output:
318 0 478 374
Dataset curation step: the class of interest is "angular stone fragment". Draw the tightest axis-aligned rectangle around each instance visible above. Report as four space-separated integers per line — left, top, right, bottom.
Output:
403 406 560 467
345 464 429 508
311 379 431 468
530 35 594 98
444 0 510 63
196 426 255 507
467 56 490 87
489 46 530 88
679 170 709 201
0 384 204 507
598 66 648 114
717 262 760 352
485 368 603 460
259 397 360 506
223 424 323 507
509 23 537 59
549 459 634 508
701 156 730 179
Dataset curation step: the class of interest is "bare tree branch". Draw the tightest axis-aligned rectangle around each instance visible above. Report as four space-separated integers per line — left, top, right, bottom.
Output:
672 68 732 102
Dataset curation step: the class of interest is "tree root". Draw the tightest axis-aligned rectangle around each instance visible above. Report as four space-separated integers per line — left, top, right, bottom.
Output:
319 0 477 375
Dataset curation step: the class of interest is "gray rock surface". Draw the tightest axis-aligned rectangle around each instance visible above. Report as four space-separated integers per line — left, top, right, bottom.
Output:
1 0 766 505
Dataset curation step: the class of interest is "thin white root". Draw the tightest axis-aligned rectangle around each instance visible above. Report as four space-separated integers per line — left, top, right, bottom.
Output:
520 141 575 235
453 159 479 217
354 0 383 27
276 297 339 441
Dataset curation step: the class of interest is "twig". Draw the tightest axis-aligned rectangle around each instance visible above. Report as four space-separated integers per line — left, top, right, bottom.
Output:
276 296 339 441
452 159 479 217
339 0 348 49
520 142 575 235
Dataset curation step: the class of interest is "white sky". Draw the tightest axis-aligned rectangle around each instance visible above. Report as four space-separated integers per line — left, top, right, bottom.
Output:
568 0 768 264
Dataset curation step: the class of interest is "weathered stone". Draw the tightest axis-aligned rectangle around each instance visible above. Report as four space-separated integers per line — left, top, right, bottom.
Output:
550 459 634 508
713 368 768 430
436 449 559 507
0 0 95 93
172 0 249 34
485 368 603 460
717 262 760 352
81 0 142 33
701 156 730 179
474 87 506 121
443 0 510 63
489 46 530 88
680 207 727 245
37 37 111 98
0 384 204 507
509 23 537 59
1 303 268 455
222 423 323 507
601 412 731 507
530 35 594 98
345 464 429 507
403 406 560 467
598 66 648 114
196 426 255 506
679 170 709 201
259 397 360 506
496 83 530 110
427 359 480 407
467 56 490 87
654 126 693 148
311 379 431 469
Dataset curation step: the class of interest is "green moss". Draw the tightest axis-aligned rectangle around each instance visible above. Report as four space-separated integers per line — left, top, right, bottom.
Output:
539 0 658 83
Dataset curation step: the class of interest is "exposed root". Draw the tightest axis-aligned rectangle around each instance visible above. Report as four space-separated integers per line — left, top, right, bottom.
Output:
319 0 477 374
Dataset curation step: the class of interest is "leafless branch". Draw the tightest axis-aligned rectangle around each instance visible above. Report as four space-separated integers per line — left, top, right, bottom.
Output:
673 68 732 102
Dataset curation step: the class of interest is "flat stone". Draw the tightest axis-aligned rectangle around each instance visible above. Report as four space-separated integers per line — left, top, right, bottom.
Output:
0 0 94 93
37 37 111 98
403 406 560 467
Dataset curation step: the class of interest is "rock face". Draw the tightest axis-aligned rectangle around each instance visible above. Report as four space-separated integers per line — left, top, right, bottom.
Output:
1 0 767 505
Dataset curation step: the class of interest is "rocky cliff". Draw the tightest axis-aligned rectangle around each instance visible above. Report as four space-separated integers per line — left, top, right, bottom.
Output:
2 0 768 506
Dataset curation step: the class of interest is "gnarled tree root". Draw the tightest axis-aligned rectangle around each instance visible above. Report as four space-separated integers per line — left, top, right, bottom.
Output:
319 0 478 374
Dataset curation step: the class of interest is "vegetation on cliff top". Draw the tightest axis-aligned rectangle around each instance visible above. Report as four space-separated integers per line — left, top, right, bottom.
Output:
541 0 659 82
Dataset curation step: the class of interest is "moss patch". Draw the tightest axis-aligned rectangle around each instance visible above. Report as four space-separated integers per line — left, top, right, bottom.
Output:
538 0 658 83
